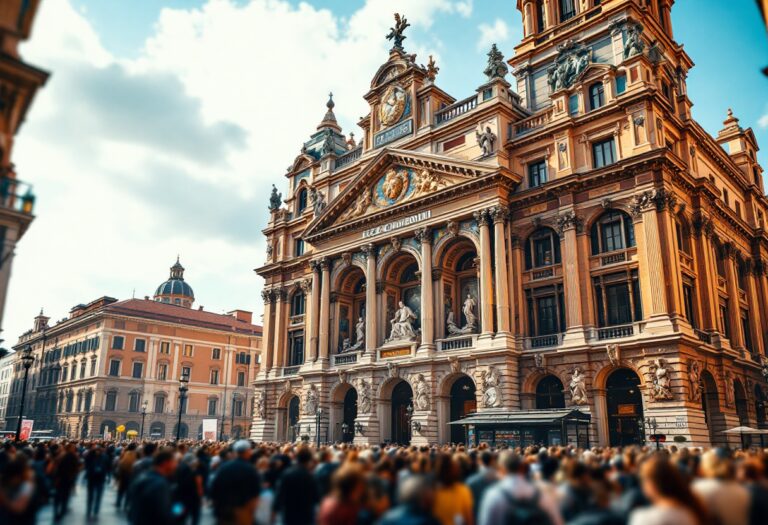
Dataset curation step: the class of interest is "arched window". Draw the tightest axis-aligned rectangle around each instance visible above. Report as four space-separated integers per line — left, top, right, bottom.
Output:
589 82 605 111
128 391 141 412
536 375 565 409
590 210 635 255
297 187 308 213
525 228 561 269
290 291 305 316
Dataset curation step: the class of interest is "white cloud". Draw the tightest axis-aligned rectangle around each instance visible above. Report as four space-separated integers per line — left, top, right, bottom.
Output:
759 112 768 129
476 18 509 52
4 0 470 340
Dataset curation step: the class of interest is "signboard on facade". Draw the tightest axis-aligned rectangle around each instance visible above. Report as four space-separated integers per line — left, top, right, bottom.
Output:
19 420 34 441
380 347 411 359
617 404 637 415
202 419 218 440
374 119 413 148
362 210 432 239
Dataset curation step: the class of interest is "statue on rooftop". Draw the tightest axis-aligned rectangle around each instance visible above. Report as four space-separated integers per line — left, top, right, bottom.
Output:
269 184 282 211
483 44 508 80
386 13 410 51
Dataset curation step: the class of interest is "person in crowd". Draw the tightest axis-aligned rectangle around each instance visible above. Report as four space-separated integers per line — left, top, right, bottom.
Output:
315 448 339 500
737 458 768 525
209 440 261 525
51 442 80 521
357 474 391 525
629 454 709 525
378 474 441 525
692 449 750 525
0 455 36 525
273 446 320 525
127 448 177 525
83 444 111 520
432 453 473 525
317 463 366 525
466 450 497 520
174 452 204 525
477 450 562 525
115 442 137 511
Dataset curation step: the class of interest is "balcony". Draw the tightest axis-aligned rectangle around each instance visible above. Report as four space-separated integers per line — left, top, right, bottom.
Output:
289 314 305 326
600 252 627 266
435 95 478 126
0 176 36 215
694 329 714 345
512 107 553 137
281 366 300 377
589 322 645 341
331 351 360 366
531 267 554 281
524 333 562 350
436 335 477 351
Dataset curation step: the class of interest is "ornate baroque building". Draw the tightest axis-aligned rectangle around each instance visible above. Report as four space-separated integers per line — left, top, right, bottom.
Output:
252 1 768 448
3 260 262 439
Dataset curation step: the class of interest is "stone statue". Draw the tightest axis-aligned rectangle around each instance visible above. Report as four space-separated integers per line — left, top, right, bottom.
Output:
357 378 372 413
449 356 461 375
346 317 365 352
606 344 619 367
476 126 497 156
387 301 417 342
446 310 462 336
255 390 266 420
462 294 477 330
304 384 319 415
480 367 502 408
534 353 544 370
761 357 768 382
688 360 702 402
321 130 335 156
387 361 399 379
569 367 588 405
269 184 282 211
425 55 439 82
547 40 592 92
483 43 508 80
309 186 326 215
624 23 646 59
724 371 735 406
649 359 673 401
413 374 430 410
386 13 410 51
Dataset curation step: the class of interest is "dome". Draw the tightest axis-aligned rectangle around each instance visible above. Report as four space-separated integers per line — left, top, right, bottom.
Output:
153 257 195 307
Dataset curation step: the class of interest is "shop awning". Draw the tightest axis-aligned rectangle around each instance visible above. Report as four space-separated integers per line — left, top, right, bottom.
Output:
449 408 591 426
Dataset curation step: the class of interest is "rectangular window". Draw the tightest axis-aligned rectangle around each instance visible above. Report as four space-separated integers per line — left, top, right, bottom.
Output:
210 369 219 385
682 283 697 329
568 94 579 115
741 311 753 353
112 336 124 350
183 345 193 357
109 360 120 377
233 399 244 417
207 398 218 416
528 160 547 188
615 75 627 95
80 361 86 378
105 392 117 411
181 366 191 380
157 363 168 381
288 330 305 366
237 371 246 387
719 304 730 338
212 348 221 360
134 339 146 352
536 0 546 33
70 366 77 381
560 0 576 22
132 362 144 379
592 138 616 168
294 239 305 257
90 360 96 377
160 341 170 354
594 271 641 327
154 396 165 413
128 395 140 413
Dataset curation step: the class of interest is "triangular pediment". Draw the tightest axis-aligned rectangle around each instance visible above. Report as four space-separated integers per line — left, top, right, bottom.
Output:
303 148 499 239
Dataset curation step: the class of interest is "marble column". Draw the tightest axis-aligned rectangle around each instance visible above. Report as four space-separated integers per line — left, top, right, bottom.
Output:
318 258 331 361
362 245 378 352
723 245 744 350
557 210 585 342
308 261 321 362
260 290 274 371
474 209 494 336
491 207 511 334
272 289 286 369
746 264 765 356
416 228 435 349
692 216 718 331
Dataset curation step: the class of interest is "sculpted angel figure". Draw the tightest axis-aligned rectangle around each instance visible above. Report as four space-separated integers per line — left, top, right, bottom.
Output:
387 301 417 342
569 367 588 405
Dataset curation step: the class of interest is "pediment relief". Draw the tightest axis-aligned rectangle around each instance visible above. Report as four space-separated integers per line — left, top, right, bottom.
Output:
303 149 498 239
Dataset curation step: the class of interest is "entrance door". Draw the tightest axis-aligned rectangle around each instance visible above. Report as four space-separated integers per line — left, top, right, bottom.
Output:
391 381 413 444
606 368 644 446
342 389 357 443
288 396 300 440
449 375 476 443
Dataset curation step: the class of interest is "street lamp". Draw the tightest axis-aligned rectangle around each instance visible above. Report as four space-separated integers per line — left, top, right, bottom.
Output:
315 407 323 447
140 399 148 439
15 345 35 441
176 371 190 441
341 422 349 442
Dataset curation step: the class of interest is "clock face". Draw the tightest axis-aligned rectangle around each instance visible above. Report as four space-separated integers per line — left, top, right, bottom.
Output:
379 85 407 126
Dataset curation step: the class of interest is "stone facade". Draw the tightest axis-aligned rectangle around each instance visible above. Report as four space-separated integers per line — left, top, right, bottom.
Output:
252 2 768 448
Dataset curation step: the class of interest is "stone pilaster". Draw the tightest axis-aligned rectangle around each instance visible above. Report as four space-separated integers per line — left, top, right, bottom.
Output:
491 207 511 334
557 210 587 344
318 258 331 362
308 261 322 362
474 209 494 337
415 228 435 351
362 245 378 354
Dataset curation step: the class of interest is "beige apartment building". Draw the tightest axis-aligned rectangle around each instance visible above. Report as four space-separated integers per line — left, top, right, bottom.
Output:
252 1 768 448
3 259 262 439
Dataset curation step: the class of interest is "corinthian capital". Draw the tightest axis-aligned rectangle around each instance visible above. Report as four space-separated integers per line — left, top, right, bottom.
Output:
490 205 510 225
361 243 376 259
555 210 582 236
414 227 431 244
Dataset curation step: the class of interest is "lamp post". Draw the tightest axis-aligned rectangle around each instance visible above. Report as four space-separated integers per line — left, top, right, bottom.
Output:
176 371 190 441
230 393 237 439
315 407 323 447
341 422 349 443
15 345 35 441
140 400 148 439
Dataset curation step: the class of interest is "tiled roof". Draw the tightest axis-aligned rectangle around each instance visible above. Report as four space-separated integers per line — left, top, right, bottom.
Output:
103 299 262 335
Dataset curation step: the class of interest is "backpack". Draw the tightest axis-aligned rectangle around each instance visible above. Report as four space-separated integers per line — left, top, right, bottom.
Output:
502 488 553 525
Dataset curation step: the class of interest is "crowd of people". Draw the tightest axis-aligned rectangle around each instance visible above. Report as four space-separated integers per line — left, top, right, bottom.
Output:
0 437 766 525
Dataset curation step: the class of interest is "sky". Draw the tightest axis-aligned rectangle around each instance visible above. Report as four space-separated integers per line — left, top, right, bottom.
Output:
3 0 767 344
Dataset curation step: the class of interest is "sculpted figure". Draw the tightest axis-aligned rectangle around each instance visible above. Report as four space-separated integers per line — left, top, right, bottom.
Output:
308 186 326 215
446 310 462 336
357 378 372 413
463 294 477 330
688 360 702 402
255 390 266 420
649 359 673 400
624 24 646 59
413 374 430 410
569 367 588 405
476 126 497 156
480 367 502 408
387 301 417 342
304 384 319 416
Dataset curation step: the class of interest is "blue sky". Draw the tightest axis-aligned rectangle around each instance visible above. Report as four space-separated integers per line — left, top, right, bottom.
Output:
4 0 768 342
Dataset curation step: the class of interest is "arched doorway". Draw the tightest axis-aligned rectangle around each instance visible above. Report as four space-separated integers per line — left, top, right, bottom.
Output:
606 368 644 446
149 422 165 439
391 380 414 444
99 420 116 438
755 385 766 429
701 370 726 446
342 388 358 443
449 375 476 443
287 395 300 441
535 375 565 409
